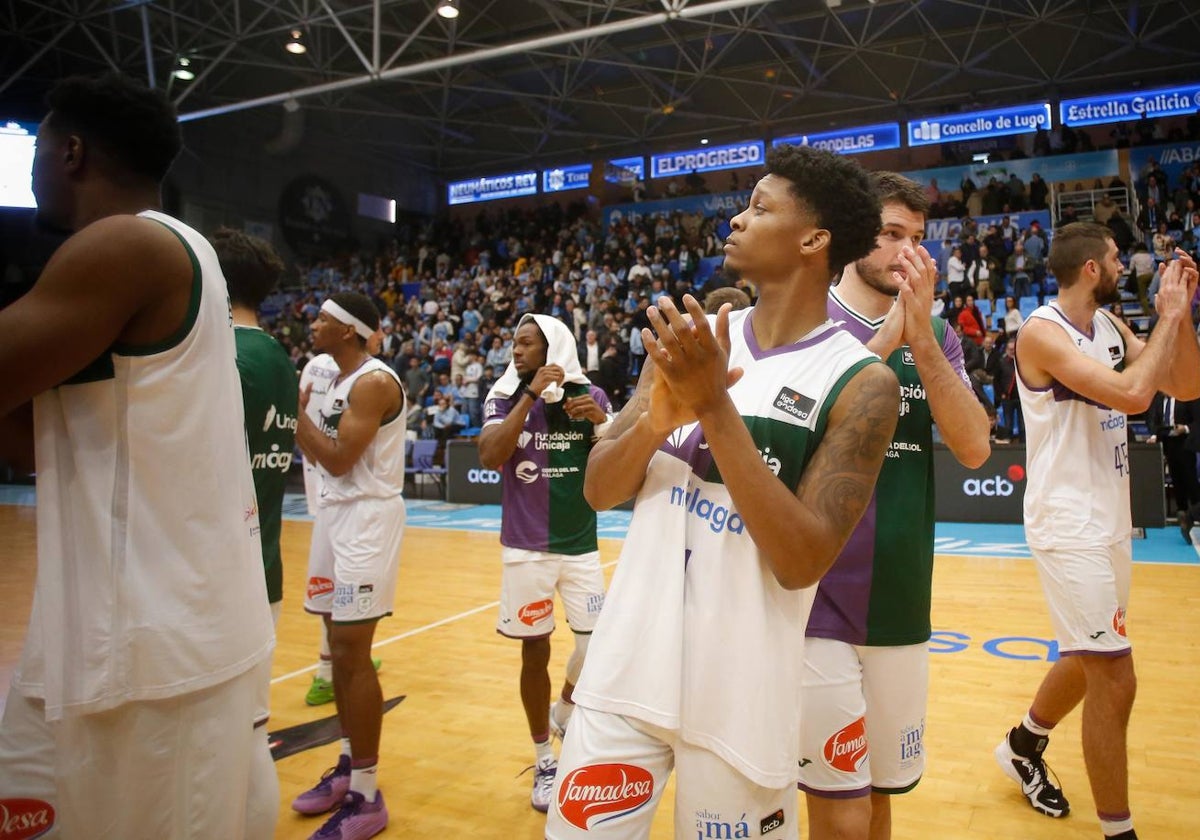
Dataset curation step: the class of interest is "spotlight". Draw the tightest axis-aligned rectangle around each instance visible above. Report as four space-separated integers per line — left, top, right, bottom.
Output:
286 29 307 55
436 0 459 19
171 57 195 81
700 138 709 145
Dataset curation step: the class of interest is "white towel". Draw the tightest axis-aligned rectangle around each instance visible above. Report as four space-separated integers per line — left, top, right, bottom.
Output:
486 313 591 403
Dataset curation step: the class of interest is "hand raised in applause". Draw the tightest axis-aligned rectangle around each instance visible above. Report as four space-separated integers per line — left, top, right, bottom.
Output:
642 295 743 431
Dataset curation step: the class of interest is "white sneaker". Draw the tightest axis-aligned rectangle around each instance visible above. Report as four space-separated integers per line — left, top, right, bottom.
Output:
530 756 557 813
549 700 570 742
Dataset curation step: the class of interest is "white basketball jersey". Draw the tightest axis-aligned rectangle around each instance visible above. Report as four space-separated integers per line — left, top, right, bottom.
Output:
1018 304 1131 549
313 357 408 505
573 308 879 789
18 210 274 720
300 353 340 514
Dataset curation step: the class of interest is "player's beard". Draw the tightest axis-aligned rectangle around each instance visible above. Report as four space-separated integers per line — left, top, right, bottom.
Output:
854 255 902 297
1093 265 1122 306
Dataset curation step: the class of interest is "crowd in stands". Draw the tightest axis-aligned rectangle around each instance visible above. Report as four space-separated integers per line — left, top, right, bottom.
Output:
258 122 1200 453
262 199 751 448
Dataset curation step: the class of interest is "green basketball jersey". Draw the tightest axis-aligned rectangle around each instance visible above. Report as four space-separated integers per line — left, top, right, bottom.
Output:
235 327 299 604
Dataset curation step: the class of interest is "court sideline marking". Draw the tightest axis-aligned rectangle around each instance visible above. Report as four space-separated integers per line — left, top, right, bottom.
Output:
270 558 621 685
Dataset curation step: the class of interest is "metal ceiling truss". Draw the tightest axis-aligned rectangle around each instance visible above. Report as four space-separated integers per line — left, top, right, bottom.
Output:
4 0 1200 178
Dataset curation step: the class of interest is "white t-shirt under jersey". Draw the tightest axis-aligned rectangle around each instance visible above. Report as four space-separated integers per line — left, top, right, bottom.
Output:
300 353 340 514
1018 303 1131 549
17 210 274 720
312 357 408 505
572 308 880 789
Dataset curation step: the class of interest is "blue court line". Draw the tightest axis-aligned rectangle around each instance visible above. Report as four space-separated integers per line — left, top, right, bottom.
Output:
4 486 1197 566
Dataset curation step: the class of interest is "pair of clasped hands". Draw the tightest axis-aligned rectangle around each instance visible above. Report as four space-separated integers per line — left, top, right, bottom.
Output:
640 295 742 435
874 244 941 359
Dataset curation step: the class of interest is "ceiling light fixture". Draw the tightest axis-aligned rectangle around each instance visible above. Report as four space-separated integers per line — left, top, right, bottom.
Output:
171 56 195 81
436 0 460 19
286 29 307 55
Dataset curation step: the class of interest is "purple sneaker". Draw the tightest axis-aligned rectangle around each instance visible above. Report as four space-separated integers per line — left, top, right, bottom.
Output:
292 755 351 815
309 791 388 840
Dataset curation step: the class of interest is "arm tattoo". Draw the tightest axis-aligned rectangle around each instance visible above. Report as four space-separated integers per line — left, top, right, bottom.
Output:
799 365 899 540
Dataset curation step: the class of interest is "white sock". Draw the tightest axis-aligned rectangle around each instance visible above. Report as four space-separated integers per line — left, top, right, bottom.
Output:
340 737 352 758
1022 712 1052 737
350 763 378 800
1100 815 1133 836
534 738 554 765
317 627 333 680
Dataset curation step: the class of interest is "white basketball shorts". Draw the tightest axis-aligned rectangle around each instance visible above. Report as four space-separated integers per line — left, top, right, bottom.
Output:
798 638 928 796
496 547 605 639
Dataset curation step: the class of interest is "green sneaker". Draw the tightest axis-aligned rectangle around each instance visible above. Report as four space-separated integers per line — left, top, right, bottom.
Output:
305 675 334 706
304 658 382 706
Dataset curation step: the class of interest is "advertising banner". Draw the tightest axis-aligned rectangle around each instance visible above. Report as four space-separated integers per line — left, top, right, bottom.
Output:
447 170 538 205
1061 83 1200 128
773 122 901 156
907 103 1051 147
543 164 592 194
650 140 765 179
933 444 1163 527
603 189 751 228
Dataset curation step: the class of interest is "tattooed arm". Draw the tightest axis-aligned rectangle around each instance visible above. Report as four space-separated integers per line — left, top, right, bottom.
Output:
699 361 899 590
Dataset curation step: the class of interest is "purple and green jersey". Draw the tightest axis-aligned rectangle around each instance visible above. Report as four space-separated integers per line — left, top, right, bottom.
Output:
808 289 971 646
483 382 612 556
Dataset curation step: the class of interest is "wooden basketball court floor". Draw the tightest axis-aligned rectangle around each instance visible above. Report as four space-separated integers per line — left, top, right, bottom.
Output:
2 499 1198 839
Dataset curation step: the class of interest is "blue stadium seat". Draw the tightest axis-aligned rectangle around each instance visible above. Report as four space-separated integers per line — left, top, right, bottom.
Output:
982 383 995 405
977 298 992 318
1019 296 1039 318
405 439 446 499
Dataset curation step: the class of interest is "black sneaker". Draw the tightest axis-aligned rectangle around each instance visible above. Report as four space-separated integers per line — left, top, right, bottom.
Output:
994 728 1070 817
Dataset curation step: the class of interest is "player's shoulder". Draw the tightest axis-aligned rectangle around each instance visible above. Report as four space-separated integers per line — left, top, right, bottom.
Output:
843 356 900 400
55 213 191 281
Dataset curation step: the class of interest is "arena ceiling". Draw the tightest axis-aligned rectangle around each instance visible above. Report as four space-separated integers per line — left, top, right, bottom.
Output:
3 0 1199 178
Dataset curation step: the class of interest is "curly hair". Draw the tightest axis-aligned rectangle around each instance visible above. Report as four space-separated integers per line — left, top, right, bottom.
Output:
46 73 181 181
764 145 881 276
209 227 285 310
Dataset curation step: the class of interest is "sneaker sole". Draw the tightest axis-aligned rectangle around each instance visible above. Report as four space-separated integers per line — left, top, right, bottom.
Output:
993 741 1069 819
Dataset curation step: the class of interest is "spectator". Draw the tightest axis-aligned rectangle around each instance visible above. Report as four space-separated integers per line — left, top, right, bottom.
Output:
1003 295 1025 338
958 294 987 345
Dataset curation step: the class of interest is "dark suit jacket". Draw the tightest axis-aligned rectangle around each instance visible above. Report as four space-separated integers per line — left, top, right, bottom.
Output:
1151 394 1200 447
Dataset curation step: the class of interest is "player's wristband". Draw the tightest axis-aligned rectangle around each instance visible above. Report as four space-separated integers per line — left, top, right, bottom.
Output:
521 385 539 402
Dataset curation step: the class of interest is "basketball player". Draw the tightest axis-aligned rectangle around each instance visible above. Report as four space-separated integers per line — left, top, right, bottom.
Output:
290 292 406 840
300 331 384 708
800 173 991 840
546 145 899 839
212 227 295 840
477 313 613 812
996 224 1200 840
0 74 275 837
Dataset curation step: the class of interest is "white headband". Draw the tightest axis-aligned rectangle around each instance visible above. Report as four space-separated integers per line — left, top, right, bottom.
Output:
320 299 375 341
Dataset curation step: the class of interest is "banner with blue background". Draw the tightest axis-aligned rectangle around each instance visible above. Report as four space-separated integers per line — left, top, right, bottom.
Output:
603 190 751 228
